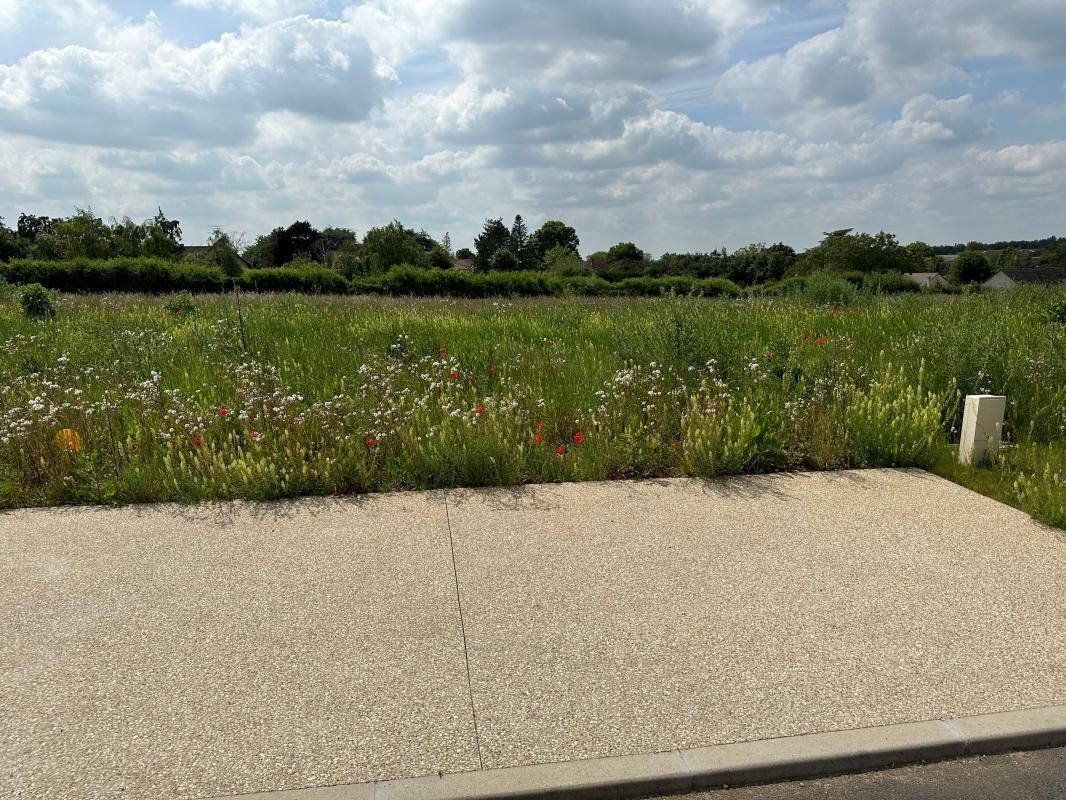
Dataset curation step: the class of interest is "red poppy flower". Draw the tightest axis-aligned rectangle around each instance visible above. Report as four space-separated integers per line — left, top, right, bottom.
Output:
490 366 497 375
555 445 567 455
450 370 459 380
535 421 544 429
476 405 485 414
573 431 584 445
366 437 376 448
534 434 544 443
192 437 202 447
219 407 229 416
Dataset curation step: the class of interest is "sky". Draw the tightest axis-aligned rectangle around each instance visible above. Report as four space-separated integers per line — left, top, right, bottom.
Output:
1 0 1065 255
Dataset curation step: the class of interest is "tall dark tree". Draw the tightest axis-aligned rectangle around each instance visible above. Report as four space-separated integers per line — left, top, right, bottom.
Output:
274 220 324 265
509 215 531 268
144 207 182 259
474 218 510 271
16 213 55 242
949 250 993 285
528 220 580 267
0 217 26 262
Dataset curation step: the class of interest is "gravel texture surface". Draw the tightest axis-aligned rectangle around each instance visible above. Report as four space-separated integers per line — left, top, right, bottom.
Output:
446 469 1066 769
0 492 479 799
3 469 1065 799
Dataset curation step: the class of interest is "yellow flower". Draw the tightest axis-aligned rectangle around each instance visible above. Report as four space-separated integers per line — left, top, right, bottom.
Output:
56 428 82 453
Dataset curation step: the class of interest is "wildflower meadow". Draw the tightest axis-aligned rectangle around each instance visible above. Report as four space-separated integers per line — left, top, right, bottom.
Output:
0 286 1063 528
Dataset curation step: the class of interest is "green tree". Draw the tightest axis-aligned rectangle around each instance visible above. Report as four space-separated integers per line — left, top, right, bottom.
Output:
728 243 796 286
992 247 1027 270
362 220 429 272
509 215 533 268
543 245 585 275
322 227 357 255
243 233 276 267
949 250 993 285
491 248 519 271
0 217 26 262
204 228 244 277
110 216 147 258
16 214 55 243
904 241 936 271
274 221 324 265
51 208 113 259
474 218 510 271
430 245 453 269
529 220 580 267
455 247 474 261
143 208 183 259
606 242 645 263
795 230 908 275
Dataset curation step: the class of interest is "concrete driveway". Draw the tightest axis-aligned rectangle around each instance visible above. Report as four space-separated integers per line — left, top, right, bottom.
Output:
2 469 1065 799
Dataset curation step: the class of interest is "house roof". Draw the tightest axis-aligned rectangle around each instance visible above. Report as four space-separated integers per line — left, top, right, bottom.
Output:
453 258 476 272
983 271 1016 287
904 272 948 286
1002 267 1066 284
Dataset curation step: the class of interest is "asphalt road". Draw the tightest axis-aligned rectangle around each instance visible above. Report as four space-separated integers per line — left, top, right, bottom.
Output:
668 746 1066 800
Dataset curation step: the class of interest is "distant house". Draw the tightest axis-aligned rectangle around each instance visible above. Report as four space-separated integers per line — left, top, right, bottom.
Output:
904 272 950 289
983 271 1016 289
452 258 476 272
184 245 253 271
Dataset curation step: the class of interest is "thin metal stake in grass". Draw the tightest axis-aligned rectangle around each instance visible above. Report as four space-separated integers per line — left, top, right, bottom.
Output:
233 282 248 353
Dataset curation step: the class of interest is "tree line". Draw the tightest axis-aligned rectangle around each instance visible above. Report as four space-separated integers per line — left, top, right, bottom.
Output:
2 208 1064 290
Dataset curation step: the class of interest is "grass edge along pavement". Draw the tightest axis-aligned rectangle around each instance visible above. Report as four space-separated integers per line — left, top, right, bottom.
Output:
214 705 1066 800
0 289 1063 527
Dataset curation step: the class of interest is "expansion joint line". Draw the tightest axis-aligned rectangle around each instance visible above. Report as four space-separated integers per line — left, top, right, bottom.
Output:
444 488 485 770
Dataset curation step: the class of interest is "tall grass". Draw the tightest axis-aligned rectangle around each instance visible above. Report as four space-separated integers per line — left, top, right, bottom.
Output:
0 287 1063 527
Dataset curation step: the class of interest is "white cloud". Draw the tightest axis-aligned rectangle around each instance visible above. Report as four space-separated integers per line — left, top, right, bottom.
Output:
0 15 395 147
174 0 326 22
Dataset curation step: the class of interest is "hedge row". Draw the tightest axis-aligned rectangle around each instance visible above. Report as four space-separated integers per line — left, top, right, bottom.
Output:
1 258 227 293
2 259 742 298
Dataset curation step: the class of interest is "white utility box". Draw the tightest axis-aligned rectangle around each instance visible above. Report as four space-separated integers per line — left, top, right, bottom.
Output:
958 394 1006 465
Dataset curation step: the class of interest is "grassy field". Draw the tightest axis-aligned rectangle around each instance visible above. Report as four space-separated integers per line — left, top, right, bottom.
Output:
1 288 1063 528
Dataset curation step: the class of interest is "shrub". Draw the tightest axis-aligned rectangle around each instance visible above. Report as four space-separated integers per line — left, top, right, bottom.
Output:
1045 298 1066 325
163 290 197 316
491 249 519 271
803 271 858 306
842 364 954 468
863 271 921 294
693 277 741 297
19 283 57 319
682 394 787 476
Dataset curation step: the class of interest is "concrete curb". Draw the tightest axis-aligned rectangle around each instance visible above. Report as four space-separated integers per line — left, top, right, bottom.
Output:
224 705 1066 800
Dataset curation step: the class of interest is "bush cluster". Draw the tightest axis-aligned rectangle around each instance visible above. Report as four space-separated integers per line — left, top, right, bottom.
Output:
1 259 742 298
